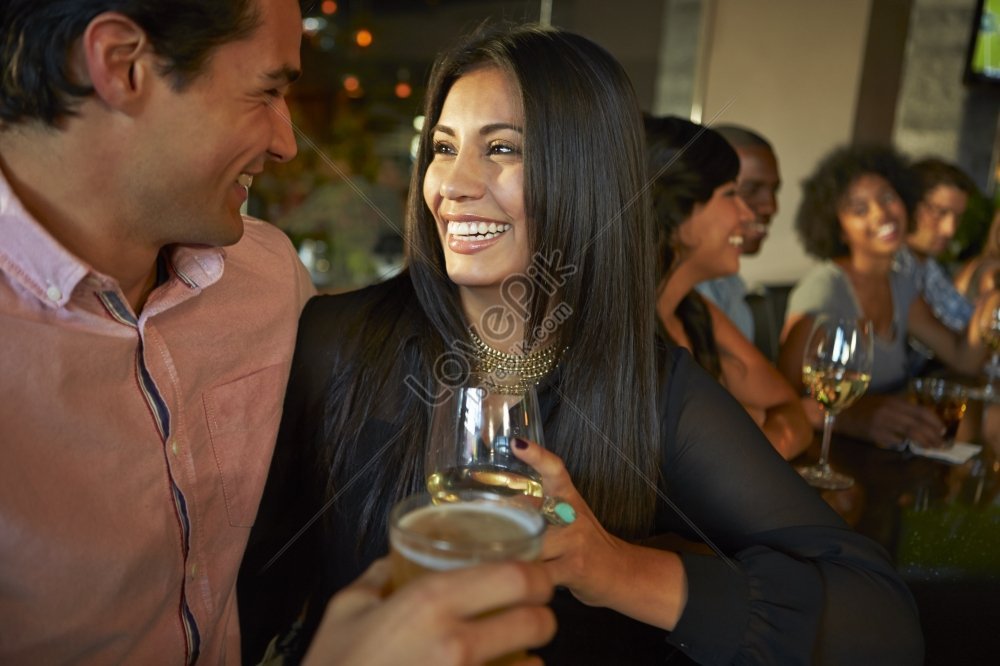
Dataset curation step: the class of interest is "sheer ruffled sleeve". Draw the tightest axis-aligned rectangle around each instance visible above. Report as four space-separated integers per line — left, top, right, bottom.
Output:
657 347 923 665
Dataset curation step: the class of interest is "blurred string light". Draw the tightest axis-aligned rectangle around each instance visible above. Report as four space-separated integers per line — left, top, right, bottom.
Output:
297 4 411 104
343 75 364 98
395 68 411 99
302 16 327 35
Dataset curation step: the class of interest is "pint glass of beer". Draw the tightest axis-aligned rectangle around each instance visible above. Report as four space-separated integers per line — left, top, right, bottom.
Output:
388 491 546 665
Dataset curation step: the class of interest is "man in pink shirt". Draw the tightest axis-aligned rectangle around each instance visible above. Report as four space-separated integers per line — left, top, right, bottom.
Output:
0 0 554 663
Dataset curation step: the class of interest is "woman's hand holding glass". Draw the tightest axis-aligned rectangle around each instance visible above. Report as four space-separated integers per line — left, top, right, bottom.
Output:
510 439 688 632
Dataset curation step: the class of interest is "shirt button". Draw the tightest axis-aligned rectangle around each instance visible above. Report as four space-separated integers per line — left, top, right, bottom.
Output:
171 440 179 456
46 285 62 301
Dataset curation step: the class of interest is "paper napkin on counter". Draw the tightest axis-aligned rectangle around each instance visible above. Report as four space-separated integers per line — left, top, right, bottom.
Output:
907 441 981 465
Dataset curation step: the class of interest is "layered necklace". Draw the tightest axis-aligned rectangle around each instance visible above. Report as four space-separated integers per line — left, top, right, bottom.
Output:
468 327 563 394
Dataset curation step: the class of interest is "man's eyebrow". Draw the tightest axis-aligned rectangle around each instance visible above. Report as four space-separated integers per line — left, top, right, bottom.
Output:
263 65 301 85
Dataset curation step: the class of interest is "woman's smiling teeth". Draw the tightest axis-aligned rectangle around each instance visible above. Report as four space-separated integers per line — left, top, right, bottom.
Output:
728 235 744 247
875 222 897 240
448 221 512 240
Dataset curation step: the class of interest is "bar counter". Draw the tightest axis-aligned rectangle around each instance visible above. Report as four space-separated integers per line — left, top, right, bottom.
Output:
803 434 1000 665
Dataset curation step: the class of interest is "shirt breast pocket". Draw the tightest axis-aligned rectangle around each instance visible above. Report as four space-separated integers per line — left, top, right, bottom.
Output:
203 363 287 527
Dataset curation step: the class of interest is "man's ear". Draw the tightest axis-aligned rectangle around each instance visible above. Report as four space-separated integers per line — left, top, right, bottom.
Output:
75 12 153 113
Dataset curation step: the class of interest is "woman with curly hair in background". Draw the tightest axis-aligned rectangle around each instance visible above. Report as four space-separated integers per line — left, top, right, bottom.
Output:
779 144 991 450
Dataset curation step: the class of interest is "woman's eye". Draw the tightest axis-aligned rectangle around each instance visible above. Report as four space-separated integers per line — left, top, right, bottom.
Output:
432 140 456 156
488 141 520 156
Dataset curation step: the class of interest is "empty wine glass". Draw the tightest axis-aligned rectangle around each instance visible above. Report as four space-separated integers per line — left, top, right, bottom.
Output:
425 374 545 504
797 316 874 490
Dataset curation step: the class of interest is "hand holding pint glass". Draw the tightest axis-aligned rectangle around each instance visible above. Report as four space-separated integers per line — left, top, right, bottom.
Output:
389 491 547 666
302 554 555 666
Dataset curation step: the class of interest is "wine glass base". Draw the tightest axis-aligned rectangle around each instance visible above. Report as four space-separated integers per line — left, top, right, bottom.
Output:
796 464 855 490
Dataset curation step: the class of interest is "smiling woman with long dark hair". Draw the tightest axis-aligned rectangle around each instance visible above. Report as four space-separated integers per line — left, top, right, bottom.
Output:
646 115 811 460
239 25 923 665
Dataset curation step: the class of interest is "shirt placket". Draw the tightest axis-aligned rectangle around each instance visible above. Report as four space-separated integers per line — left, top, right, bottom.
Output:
97 289 202 665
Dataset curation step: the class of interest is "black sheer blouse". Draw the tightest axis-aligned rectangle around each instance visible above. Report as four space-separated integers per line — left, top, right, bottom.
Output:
239 277 923 665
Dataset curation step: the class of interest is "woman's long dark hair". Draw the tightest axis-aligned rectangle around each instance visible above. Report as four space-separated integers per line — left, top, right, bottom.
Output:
645 115 739 379
321 24 660 539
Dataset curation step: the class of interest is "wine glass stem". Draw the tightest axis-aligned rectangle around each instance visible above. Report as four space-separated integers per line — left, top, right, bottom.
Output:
817 411 836 471
990 353 1000 395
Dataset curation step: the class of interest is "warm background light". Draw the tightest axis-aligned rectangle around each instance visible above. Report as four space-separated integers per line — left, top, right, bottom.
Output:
321 0 337 14
355 29 373 47
394 82 412 99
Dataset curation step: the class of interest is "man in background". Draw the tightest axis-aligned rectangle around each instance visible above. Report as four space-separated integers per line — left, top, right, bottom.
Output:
899 158 978 330
0 0 553 662
896 158 979 372
696 125 781 347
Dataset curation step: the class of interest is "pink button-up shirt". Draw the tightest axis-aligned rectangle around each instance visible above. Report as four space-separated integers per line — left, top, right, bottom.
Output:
0 173 315 664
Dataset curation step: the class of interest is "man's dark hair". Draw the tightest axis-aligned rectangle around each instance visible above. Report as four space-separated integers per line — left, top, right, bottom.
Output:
0 0 280 126
912 158 978 199
713 124 774 152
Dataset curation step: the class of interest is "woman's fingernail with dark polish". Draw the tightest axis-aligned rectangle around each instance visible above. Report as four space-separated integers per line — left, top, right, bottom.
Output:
514 438 529 450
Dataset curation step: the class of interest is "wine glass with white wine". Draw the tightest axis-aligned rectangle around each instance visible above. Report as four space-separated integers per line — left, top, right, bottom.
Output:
425 373 545 504
797 316 874 490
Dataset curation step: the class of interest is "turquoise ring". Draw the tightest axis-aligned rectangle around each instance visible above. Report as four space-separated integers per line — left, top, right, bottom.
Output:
541 496 576 527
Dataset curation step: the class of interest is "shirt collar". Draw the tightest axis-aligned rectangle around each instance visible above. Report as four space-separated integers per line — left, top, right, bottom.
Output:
0 171 226 308
893 245 915 272
0 172 89 308
165 244 226 291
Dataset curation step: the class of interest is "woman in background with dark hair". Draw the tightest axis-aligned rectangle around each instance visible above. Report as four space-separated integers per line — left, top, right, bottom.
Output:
779 144 989 450
646 115 811 460
241 25 922 665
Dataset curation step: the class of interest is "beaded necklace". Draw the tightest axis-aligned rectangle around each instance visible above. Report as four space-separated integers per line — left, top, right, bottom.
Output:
468 327 563 394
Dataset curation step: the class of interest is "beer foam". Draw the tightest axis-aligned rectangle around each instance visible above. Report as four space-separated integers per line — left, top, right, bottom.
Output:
393 502 542 570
